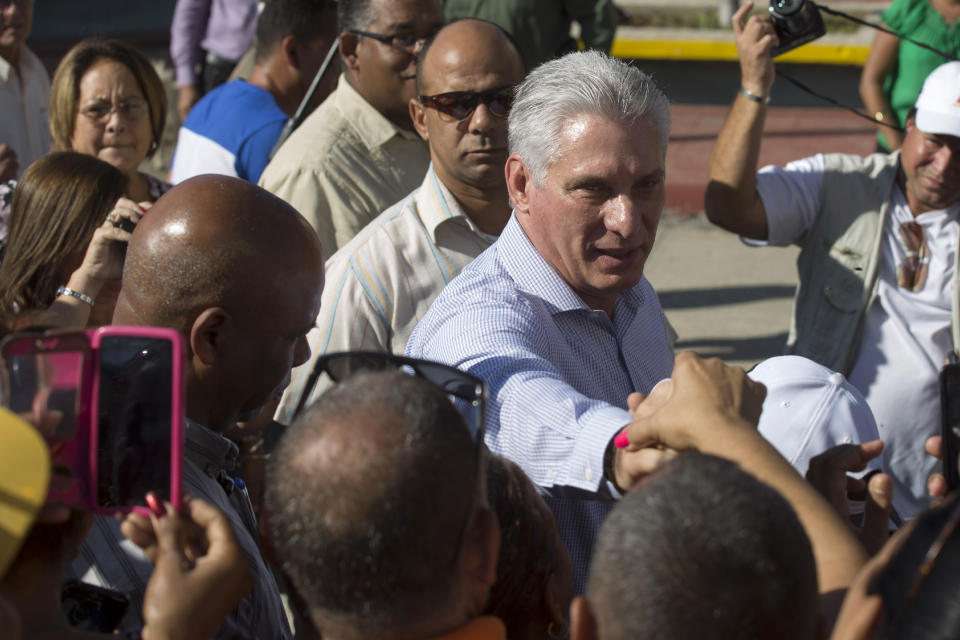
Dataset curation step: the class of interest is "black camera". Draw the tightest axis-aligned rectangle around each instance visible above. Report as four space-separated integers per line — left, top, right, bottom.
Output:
769 0 826 57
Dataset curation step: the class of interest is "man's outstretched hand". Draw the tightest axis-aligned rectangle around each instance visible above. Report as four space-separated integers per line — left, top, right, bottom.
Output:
612 352 767 490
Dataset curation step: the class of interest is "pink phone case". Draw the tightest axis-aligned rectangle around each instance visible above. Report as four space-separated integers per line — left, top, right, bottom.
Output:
0 331 94 508
86 326 184 517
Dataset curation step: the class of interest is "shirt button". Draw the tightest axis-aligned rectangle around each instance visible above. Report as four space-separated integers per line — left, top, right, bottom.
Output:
585 466 593 482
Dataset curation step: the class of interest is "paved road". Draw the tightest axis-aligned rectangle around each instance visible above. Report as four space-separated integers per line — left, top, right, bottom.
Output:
647 90 877 370
645 214 801 370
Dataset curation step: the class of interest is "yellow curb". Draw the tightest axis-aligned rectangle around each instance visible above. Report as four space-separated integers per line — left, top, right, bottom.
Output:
612 39 870 65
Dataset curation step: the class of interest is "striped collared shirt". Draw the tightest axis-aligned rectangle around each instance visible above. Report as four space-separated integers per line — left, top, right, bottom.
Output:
405 214 674 593
276 164 496 425
69 420 292 640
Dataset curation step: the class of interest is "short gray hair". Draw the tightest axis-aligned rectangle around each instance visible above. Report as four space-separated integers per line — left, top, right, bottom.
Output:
508 50 671 185
337 0 376 31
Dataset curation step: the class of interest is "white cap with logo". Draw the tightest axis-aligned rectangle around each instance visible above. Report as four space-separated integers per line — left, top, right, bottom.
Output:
915 60 960 138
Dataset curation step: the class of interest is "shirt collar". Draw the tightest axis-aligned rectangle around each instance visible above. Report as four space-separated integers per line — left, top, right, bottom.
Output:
0 45 24 84
184 418 239 476
335 73 420 149
413 164 486 241
497 214 594 314
423 617 506 640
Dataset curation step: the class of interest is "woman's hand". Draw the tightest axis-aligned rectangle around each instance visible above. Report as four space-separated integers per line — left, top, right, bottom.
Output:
70 198 150 289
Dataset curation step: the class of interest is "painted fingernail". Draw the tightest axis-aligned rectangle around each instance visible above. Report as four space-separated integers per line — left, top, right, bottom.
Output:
614 431 630 448
145 492 165 518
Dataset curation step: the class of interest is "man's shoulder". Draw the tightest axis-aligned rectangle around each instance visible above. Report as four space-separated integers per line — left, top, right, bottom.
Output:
407 249 544 349
268 94 351 167
326 192 423 264
184 81 286 142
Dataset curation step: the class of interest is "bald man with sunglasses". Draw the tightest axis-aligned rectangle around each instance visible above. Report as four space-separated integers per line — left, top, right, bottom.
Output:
275 19 525 424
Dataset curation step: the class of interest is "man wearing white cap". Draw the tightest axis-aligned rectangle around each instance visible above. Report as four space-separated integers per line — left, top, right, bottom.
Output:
705 2 960 521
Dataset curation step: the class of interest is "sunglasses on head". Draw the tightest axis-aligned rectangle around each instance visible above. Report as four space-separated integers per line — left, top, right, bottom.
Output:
293 351 487 446
419 86 514 122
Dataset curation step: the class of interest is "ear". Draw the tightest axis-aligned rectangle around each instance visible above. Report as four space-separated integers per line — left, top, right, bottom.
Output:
570 596 599 640
505 153 534 214
189 307 229 366
410 97 429 141
339 31 360 72
462 505 501 599
280 34 299 69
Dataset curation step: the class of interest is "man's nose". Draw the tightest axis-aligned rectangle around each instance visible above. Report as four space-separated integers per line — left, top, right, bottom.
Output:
932 144 957 176
465 101 497 135
293 335 312 368
604 195 647 239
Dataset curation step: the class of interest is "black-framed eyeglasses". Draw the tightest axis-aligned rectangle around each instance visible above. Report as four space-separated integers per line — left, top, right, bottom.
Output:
349 28 435 54
419 86 514 122
292 351 487 446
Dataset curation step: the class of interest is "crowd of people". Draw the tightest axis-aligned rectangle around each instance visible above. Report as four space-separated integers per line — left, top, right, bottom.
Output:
2 0 960 638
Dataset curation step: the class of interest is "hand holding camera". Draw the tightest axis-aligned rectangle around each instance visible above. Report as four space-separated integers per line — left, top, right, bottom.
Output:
732 2 779 99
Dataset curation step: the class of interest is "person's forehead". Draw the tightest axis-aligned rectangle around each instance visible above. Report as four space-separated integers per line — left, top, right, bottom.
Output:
79 59 143 94
423 42 522 94
918 127 960 149
552 113 659 158
367 0 441 28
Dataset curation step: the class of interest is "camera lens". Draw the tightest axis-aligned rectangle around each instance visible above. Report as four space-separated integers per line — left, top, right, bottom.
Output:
772 0 803 15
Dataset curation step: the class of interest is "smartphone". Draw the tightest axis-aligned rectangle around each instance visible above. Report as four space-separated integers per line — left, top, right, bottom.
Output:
939 362 960 492
61 581 129 633
0 327 184 515
88 326 184 516
0 331 92 507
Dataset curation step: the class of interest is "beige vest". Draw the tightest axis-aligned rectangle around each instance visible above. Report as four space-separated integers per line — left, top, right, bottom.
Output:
787 151 960 373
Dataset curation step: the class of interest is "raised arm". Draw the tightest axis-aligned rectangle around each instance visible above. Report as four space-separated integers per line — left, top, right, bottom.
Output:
704 1 777 241
620 352 867 605
858 29 902 150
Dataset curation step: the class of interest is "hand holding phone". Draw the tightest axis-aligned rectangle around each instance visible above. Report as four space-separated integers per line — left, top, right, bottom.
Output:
132 496 253 640
938 362 960 492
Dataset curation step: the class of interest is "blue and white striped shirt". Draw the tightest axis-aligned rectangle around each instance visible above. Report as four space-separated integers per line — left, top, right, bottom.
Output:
406 214 674 592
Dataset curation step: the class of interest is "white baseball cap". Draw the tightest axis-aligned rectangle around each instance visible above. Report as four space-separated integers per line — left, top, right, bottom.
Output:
915 61 960 138
748 355 882 478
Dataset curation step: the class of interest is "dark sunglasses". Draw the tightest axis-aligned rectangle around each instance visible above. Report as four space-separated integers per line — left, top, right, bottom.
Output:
419 86 514 122
292 351 487 446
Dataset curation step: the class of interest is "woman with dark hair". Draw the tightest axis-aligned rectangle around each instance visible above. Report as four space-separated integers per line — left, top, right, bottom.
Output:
0 152 142 329
484 454 574 640
49 38 170 203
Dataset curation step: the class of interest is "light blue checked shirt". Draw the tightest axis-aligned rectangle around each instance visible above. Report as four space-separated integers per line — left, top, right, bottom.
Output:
406 214 674 592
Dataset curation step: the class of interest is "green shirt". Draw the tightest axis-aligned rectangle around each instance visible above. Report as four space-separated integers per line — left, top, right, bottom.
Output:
879 0 960 149
441 0 618 69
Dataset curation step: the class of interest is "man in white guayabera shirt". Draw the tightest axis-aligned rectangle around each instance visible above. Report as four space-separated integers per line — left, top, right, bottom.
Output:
705 2 960 521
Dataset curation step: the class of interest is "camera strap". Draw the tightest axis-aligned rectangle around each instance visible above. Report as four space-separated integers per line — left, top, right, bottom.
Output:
777 2 959 131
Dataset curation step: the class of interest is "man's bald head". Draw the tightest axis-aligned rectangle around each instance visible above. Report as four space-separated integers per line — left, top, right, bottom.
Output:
267 371 486 637
115 175 325 430
415 19 523 97
116 175 323 330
